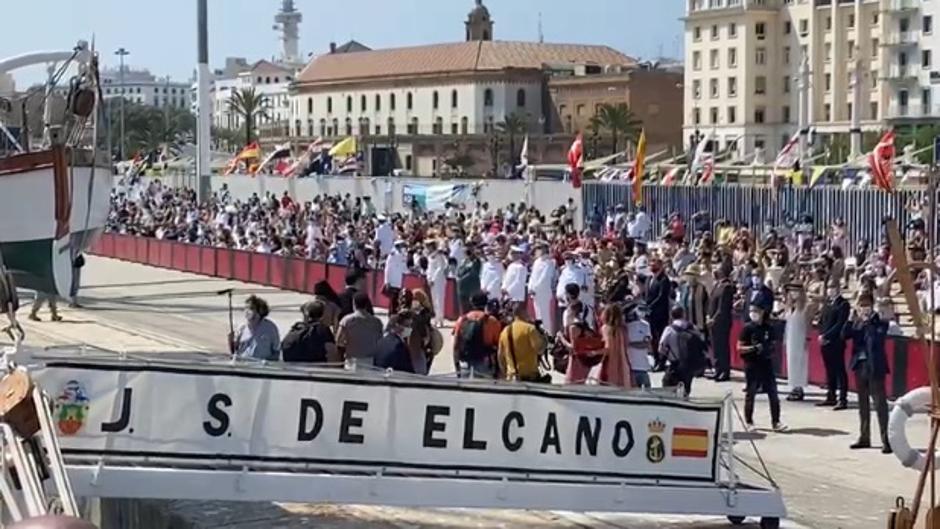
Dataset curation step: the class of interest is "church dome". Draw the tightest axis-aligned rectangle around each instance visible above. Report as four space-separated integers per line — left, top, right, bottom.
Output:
468 0 490 21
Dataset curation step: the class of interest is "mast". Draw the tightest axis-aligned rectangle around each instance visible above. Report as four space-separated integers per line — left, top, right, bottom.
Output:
196 0 211 202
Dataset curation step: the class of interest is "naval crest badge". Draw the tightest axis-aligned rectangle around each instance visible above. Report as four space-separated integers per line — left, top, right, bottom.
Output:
646 418 666 464
54 380 90 436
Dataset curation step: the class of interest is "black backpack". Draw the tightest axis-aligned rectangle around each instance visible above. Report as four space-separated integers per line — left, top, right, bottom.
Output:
281 322 329 363
673 325 707 374
457 315 495 362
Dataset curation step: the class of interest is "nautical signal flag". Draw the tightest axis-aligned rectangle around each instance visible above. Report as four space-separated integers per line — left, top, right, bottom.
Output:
671 427 709 458
568 133 584 189
633 130 647 206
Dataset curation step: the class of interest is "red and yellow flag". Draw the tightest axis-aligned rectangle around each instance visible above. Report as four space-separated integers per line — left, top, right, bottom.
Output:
633 129 647 206
671 427 709 458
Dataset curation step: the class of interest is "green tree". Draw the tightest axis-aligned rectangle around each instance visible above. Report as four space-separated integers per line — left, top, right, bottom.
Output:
897 124 940 164
496 112 528 166
594 103 643 155
102 101 195 158
227 87 269 146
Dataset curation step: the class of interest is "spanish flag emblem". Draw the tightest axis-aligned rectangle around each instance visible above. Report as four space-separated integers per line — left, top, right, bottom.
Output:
671 428 709 458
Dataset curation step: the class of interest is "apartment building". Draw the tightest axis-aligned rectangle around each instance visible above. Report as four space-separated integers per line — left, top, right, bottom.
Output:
685 0 937 159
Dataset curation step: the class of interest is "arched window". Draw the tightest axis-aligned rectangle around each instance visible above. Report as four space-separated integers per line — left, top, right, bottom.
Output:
388 117 396 135
332 118 339 136
375 94 381 111
307 97 313 114
407 92 414 110
433 91 440 110
451 90 458 109
327 97 333 113
319 119 327 137
461 117 469 135
409 117 419 134
434 116 444 134
294 120 302 137
516 89 526 107
361 95 367 112
307 119 314 137
346 96 352 112
484 89 494 107
345 118 353 136
390 93 396 111
265 76 271 84
360 117 370 136
274 77 279 83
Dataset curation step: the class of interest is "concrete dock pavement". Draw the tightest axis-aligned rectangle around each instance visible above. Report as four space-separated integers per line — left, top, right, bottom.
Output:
6 256 929 529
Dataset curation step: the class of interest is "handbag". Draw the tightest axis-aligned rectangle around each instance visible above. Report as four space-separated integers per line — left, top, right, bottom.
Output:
572 323 606 368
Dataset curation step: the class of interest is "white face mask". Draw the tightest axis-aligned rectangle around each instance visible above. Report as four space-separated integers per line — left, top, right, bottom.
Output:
401 328 413 339
859 308 873 319
748 311 762 323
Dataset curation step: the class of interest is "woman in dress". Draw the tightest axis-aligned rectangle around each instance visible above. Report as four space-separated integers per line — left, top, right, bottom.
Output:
598 304 632 388
557 301 594 384
784 283 810 401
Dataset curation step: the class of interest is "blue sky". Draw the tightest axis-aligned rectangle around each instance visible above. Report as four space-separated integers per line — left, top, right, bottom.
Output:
3 0 684 86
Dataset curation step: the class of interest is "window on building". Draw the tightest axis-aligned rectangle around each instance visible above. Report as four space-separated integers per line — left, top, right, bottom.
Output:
783 105 791 123
784 21 791 35
783 75 790 93
755 75 767 94
693 26 701 41
693 108 701 125
693 51 702 70
345 118 353 136
848 41 855 59
729 23 737 38
900 89 909 106
390 93 396 110
360 118 370 135
434 116 444 134
405 155 413 171
577 104 586 116
307 97 313 114
710 78 719 98
824 42 832 62
710 107 719 124
870 102 879 119
825 16 832 31
709 50 719 70
825 73 832 91
346 96 352 112
871 70 879 89
901 17 910 33
872 37 880 51
451 122 459 134
375 94 381 111
728 106 737 124
388 117 396 135
783 46 791 65
408 117 418 134
728 48 737 67
484 89 493 107
407 92 413 110
925 16 934 35
754 137 766 150
756 22 766 40
516 89 526 107
461 117 469 134
756 47 766 65
361 95 367 112
320 119 327 136
728 77 737 97
823 103 832 121
431 91 439 110
924 49 933 68
711 25 719 40
848 13 855 29
307 119 314 136
799 19 808 35
923 89 931 112
450 90 458 109
872 12 879 26
327 97 332 113
754 107 765 123
375 125 381 135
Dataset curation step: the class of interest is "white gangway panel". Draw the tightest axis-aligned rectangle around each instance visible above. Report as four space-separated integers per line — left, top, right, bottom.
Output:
26 351 786 522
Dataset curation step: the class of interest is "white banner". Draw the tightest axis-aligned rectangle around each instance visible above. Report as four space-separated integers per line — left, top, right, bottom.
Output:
36 360 723 483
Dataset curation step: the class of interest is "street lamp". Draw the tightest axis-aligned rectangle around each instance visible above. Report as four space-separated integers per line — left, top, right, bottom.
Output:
114 47 130 161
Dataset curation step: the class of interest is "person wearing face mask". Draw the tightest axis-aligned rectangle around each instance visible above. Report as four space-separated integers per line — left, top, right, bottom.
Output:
783 283 810 401
479 247 505 302
556 251 587 325
646 257 673 372
528 242 557 335
502 247 529 304
817 282 851 410
374 311 417 373
708 267 735 382
230 295 281 361
846 295 892 453
737 304 786 432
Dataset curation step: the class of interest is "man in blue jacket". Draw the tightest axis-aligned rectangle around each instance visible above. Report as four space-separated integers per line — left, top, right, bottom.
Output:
846 294 892 454
817 282 850 410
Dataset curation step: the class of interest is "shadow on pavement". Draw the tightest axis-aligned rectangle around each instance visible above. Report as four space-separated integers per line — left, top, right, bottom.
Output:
779 427 849 437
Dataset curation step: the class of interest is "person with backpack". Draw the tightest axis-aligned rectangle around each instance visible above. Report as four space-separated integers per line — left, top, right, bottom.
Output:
738 302 787 432
658 306 706 397
453 292 502 378
281 301 337 364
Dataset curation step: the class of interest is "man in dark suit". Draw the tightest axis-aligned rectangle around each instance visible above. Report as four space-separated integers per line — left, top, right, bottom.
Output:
708 267 735 382
337 273 359 322
846 294 892 454
817 282 851 410
646 257 673 371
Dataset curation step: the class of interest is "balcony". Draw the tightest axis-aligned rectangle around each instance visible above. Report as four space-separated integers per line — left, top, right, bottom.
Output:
883 0 920 13
882 65 921 82
881 31 919 47
886 104 938 119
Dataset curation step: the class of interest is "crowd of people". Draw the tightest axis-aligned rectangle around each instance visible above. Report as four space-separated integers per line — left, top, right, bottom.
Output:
102 179 940 452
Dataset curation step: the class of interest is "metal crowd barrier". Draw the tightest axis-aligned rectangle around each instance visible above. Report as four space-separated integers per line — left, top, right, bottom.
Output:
89 232 929 398
584 182 935 249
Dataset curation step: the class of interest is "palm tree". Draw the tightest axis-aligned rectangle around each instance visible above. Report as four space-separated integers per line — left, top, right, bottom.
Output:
496 112 528 167
594 103 643 156
228 87 270 146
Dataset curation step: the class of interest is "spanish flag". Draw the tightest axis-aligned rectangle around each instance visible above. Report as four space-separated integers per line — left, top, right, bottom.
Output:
633 129 647 207
236 141 261 161
671 427 709 458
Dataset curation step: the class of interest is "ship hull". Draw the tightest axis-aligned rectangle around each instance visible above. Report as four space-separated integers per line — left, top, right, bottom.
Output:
0 148 111 297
